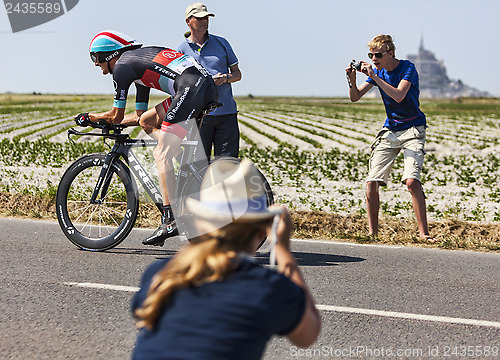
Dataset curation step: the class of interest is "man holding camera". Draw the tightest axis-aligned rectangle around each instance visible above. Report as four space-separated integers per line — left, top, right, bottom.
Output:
345 34 435 243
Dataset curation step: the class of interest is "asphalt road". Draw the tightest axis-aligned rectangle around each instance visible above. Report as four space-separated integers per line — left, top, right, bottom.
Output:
1 218 499 359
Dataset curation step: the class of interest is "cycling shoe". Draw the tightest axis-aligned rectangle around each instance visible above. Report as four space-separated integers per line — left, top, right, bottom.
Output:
142 221 179 246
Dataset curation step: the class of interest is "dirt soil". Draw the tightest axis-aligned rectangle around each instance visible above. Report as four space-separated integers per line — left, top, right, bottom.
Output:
1 191 499 252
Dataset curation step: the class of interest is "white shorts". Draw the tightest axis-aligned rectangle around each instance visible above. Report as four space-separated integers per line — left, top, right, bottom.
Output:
367 125 426 186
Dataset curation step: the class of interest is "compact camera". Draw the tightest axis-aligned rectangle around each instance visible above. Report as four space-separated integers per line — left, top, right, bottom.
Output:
350 60 362 71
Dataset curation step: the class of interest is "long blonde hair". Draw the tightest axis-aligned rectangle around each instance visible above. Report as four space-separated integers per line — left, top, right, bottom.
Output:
134 218 273 330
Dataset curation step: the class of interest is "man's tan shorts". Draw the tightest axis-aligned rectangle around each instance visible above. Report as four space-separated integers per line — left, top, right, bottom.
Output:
367 125 426 186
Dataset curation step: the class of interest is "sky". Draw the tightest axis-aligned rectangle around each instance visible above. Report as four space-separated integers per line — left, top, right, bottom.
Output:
1 0 499 97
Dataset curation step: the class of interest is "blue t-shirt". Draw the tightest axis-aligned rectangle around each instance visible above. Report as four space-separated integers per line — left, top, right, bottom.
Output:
177 33 238 116
131 257 306 360
367 59 426 131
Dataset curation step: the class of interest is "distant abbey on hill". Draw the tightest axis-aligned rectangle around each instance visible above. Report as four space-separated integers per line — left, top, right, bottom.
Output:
407 39 490 98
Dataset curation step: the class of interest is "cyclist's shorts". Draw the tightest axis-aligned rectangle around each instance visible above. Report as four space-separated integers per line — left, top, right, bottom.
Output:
161 67 218 139
160 98 172 114
161 121 192 139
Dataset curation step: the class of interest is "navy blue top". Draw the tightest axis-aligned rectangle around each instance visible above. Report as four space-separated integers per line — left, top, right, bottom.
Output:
131 257 305 360
177 33 238 116
367 59 426 131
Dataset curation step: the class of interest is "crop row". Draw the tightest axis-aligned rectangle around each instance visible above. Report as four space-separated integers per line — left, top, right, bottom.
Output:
1 96 500 223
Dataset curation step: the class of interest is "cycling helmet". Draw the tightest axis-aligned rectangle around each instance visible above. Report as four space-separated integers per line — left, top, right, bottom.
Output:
89 30 142 63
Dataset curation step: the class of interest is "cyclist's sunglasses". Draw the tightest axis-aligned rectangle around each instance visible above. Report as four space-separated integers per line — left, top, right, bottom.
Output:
367 50 389 59
90 52 108 63
90 52 100 63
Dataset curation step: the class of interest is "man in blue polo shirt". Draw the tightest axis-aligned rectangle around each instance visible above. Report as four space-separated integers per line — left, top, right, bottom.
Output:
346 34 436 243
177 3 242 159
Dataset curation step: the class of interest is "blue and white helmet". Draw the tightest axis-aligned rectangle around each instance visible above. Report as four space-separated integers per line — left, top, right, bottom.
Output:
89 30 142 63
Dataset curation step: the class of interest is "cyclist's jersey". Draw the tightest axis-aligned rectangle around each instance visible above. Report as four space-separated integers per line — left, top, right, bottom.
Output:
111 46 210 111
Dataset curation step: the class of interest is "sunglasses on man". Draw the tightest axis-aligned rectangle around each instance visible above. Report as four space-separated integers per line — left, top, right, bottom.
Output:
367 50 389 59
90 52 115 63
90 52 101 63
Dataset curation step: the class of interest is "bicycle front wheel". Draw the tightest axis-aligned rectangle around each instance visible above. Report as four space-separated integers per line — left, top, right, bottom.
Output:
56 154 139 251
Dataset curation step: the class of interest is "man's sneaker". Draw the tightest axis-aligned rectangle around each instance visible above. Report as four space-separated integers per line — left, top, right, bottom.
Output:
142 221 179 246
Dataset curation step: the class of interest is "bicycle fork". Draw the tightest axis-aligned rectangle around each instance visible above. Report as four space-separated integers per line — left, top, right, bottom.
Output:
90 149 121 205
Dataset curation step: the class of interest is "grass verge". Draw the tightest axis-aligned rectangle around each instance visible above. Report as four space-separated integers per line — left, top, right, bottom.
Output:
1 191 498 252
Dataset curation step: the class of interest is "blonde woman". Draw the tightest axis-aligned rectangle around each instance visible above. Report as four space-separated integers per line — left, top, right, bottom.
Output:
132 159 320 359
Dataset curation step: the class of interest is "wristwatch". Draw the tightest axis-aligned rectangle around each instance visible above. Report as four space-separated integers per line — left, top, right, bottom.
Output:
225 74 230 83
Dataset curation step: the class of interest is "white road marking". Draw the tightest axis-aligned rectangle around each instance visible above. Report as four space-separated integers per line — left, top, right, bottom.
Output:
63 282 500 329
63 282 139 292
315 305 500 329
290 238 405 249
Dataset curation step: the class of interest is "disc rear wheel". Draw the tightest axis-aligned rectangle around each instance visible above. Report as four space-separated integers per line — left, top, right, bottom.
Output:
177 157 274 248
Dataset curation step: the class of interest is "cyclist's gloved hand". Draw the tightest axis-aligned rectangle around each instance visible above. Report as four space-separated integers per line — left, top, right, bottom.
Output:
75 113 91 127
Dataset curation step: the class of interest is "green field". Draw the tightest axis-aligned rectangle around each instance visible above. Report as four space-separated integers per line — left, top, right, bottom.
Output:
1 94 500 250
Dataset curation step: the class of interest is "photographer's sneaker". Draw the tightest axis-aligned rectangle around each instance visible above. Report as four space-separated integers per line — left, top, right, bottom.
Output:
142 220 179 246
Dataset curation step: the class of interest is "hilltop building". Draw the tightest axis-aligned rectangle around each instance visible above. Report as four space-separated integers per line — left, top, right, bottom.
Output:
407 38 490 98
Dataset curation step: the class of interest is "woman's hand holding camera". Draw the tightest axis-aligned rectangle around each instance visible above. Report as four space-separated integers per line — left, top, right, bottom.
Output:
266 205 292 250
265 205 320 347
272 206 293 251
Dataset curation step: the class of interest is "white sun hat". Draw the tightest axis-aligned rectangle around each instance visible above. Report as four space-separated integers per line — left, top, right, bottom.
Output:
185 159 280 224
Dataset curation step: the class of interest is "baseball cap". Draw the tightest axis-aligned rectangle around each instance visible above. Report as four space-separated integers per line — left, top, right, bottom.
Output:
185 3 215 19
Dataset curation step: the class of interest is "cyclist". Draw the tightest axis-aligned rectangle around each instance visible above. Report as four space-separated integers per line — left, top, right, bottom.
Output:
76 30 218 246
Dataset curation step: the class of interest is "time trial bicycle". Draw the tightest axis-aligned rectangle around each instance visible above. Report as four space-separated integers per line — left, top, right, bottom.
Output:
56 105 274 251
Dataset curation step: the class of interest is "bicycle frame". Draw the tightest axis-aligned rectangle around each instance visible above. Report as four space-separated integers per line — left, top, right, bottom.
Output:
67 126 206 216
